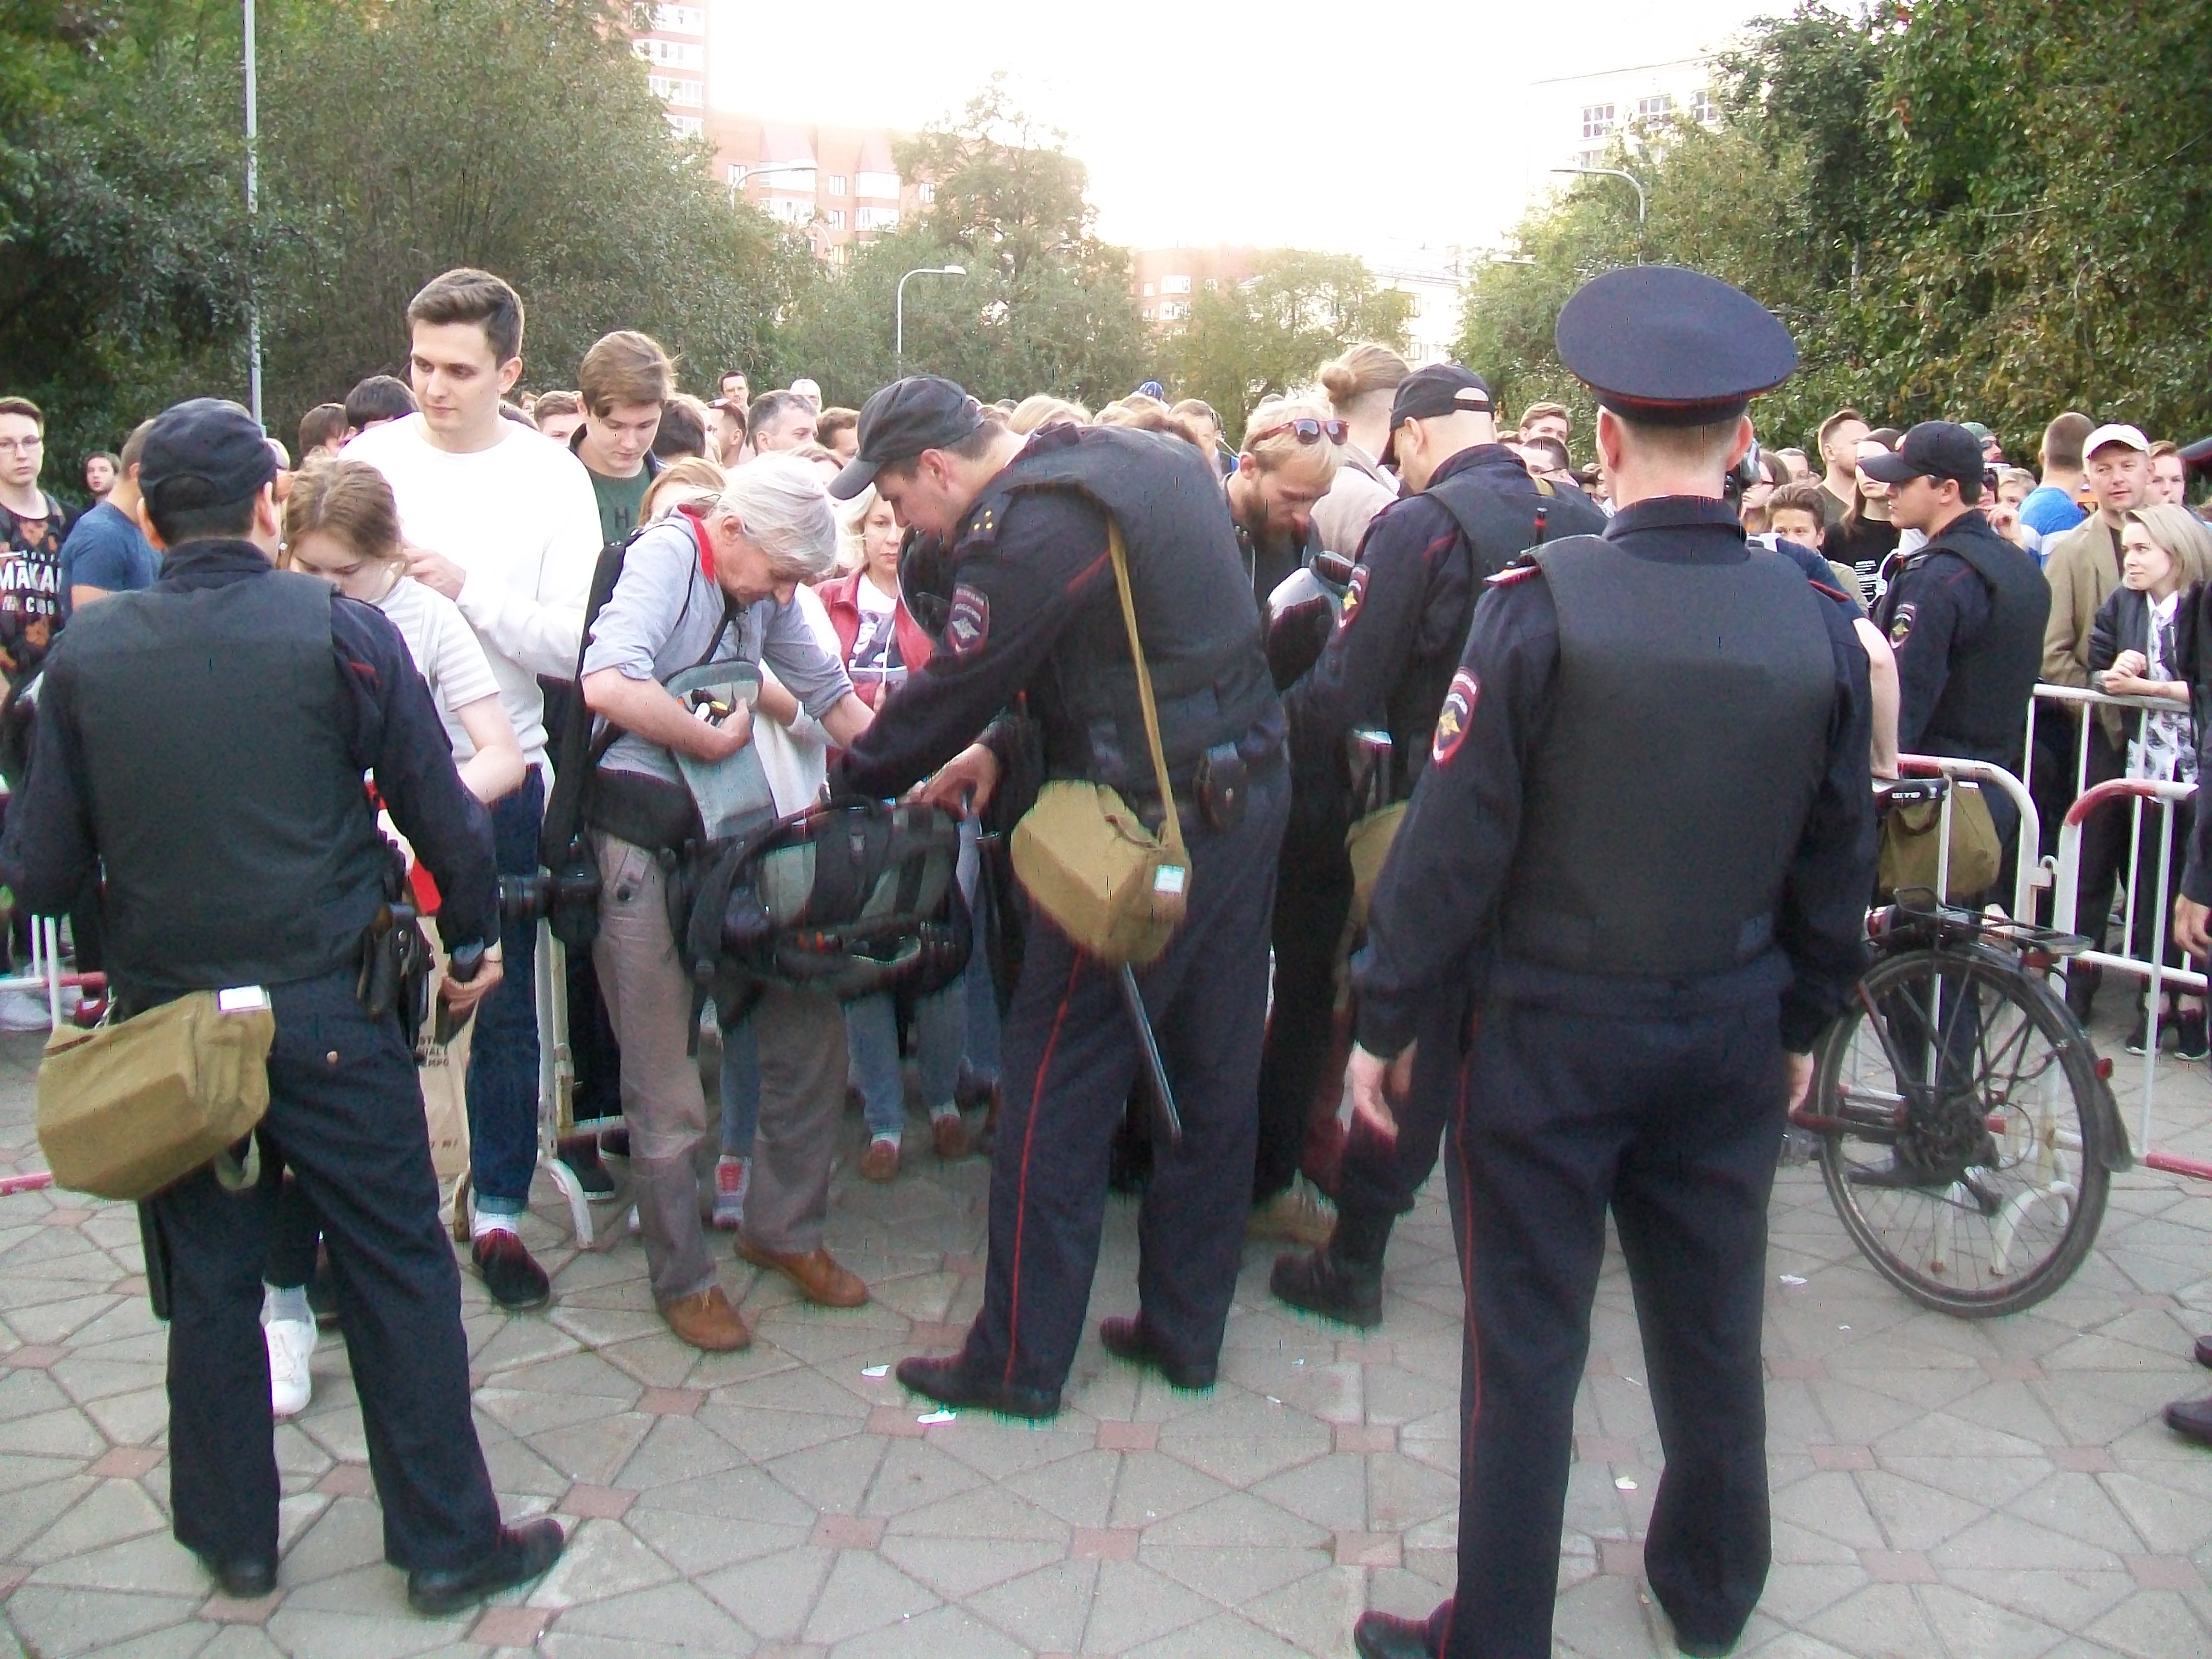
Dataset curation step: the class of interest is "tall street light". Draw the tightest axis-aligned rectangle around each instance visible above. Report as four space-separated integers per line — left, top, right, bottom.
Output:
244 0 261 424
1552 165 1648 226
895 265 966 378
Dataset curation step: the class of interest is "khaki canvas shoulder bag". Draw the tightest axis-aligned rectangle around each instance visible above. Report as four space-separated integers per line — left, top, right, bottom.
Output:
1010 520 1192 966
36 989 275 1202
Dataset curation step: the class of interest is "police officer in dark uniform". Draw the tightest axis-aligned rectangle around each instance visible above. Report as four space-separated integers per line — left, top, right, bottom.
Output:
0 400 563 1611
1344 271 1876 1659
1262 365 1606 1319
1863 420 2050 860
824 377 1288 1418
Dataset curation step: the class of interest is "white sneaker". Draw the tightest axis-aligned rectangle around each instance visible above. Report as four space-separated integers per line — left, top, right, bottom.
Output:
266 1317 316 1418
0 990 50 1031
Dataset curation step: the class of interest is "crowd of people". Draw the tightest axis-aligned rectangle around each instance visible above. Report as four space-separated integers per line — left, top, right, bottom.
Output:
3 257 2211 1651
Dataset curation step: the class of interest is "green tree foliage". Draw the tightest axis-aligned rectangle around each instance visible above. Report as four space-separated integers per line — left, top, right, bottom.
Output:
782 80 1150 407
1455 1 2212 458
1 0 806 483
1164 252 1414 438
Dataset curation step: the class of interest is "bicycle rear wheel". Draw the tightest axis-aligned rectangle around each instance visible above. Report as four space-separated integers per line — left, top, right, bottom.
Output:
1812 943 2110 1317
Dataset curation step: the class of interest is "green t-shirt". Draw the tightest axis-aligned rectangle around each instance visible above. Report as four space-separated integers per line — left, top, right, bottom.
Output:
588 464 653 546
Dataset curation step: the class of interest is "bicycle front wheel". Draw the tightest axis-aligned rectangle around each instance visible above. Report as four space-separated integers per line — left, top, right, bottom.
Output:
1813 943 2110 1317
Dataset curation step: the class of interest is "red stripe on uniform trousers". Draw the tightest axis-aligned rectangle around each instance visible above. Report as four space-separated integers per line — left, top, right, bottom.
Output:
1005 950 1085 1384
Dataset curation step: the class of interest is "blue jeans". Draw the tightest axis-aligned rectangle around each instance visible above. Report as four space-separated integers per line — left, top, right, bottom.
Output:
718 1009 758 1159
848 985 962 1137
465 768 544 1213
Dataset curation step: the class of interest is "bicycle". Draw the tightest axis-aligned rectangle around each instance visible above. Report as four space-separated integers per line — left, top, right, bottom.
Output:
1791 778 2132 1317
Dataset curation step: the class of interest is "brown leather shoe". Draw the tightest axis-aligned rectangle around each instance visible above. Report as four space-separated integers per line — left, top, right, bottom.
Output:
737 1239 869 1308
859 1136 900 1182
660 1285 750 1351
930 1109 969 1160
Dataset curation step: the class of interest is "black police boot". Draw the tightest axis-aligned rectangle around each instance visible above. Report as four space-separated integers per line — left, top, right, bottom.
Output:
2195 1334 2212 1369
1098 1315 1216 1390
895 1353 1060 1421
406 1518 566 1616
555 1135 616 1198
1271 1204 1392 1328
1353 1609 1436 1658
471 1229 552 1311
2164 1395 2212 1449
193 1547 278 1600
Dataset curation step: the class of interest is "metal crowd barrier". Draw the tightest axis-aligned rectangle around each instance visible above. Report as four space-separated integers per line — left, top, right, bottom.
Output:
1893 751 2045 921
2036 682 2212 1182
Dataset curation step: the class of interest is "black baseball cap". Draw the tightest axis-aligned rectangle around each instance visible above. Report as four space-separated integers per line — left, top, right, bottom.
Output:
1859 421 1986 488
1555 265 1797 427
137 398 278 515
1381 366 1494 464
830 376 986 499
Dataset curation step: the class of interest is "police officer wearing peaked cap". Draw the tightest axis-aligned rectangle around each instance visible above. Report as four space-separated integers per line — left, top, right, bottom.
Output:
1346 270 1877 1659
0 398 564 1613
1264 362 1606 1325
825 376 1289 1419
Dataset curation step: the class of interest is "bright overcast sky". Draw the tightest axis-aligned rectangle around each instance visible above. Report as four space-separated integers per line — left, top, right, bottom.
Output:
709 1 1779 258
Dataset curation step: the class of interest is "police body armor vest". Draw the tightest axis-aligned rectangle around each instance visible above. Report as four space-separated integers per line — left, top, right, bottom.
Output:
979 426 1280 795
1384 465 1608 801
62 566 389 999
1912 517 2050 769
1498 536 1835 977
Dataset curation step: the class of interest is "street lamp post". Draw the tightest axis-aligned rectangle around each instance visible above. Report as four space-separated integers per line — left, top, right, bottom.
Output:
244 0 261 424
1552 165 1648 226
895 265 967 378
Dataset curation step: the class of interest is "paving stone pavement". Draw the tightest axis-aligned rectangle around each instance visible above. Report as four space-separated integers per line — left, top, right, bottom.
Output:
2 993 2211 1659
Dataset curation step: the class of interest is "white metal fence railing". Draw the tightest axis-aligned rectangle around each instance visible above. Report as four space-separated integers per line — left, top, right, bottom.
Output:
2034 682 2212 1182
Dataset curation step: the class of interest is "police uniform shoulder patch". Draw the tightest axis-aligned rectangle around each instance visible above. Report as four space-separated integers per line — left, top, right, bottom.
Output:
947 583 991 656
960 491 1012 549
1432 668 1478 766
1337 563 1369 631
1887 599 1917 648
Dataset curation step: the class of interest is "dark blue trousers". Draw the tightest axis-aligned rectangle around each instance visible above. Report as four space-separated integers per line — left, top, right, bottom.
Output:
467 767 544 1208
959 764 1288 1396
1333 990 1470 1220
148 968 500 1571
1428 973 1786 1659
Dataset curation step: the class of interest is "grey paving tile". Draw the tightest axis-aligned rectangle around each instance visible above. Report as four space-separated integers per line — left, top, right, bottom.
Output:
5 1587 202 1658
963 1558 1096 1652
552 1579 757 1650
1076 1558 1216 1654
526 1519 679 1610
695 1542 833 1640
797 1549 936 1646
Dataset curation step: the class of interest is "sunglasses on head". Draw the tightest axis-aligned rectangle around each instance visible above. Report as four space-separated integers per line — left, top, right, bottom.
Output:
1251 417 1348 447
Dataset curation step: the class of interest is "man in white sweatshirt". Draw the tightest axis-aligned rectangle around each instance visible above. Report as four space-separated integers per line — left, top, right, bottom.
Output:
348 268 600 1309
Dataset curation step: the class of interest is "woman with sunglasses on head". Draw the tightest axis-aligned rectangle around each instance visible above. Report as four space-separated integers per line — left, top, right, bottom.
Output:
1262 365 1609 1317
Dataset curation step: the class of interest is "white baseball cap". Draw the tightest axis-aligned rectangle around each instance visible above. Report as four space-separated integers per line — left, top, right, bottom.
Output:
2083 423 2150 458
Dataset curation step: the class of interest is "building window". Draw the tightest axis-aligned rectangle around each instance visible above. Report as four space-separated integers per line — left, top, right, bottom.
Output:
1142 281 1156 297
636 37 702 69
1579 103 1614 139
647 75 700 107
1160 274 1191 295
666 113 703 138
826 208 846 229
856 205 900 232
650 4 704 32
856 170 900 199
1574 147 1605 170
825 174 848 196
1203 276 1219 292
1636 93 1674 120
916 182 935 203
764 195 813 226
1691 88 1718 124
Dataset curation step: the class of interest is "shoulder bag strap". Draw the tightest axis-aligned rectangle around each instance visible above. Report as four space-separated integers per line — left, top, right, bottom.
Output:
1105 519 1188 866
